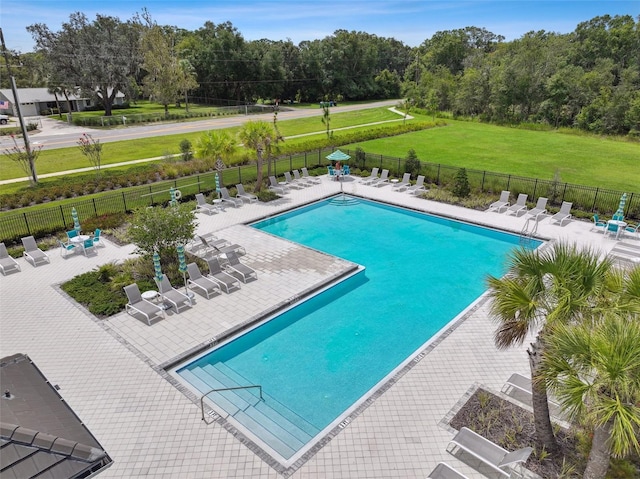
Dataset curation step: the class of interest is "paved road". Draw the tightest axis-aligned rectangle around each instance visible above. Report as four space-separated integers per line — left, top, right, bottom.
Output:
1 99 401 153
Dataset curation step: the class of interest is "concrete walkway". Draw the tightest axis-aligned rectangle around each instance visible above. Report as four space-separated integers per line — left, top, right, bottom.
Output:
0 178 631 478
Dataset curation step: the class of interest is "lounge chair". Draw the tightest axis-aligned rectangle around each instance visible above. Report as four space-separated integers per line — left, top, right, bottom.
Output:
447 427 533 478
223 251 257 283
205 257 242 293
301 167 321 183
406 175 426 195
392 173 411 191
293 169 314 187
550 201 572 225
268 176 287 194
186 263 221 299
591 214 607 232
0 242 21 275
526 197 548 218
155 275 193 314
502 373 561 410
283 171 304 189
487 191 510 212
199 235 246 257
427 463 470 479
195 193 218 215
360 167 380 185
373 169 390 187
235 184 258 203
220 187 243 208
124 283 164 326
21 236 50 267
505 193 528 216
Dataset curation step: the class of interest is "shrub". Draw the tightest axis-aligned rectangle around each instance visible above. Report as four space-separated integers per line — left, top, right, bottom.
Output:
180 139 193 161
404 148 421 178
61 268 128 317
453 168 471 198
256 190 280 202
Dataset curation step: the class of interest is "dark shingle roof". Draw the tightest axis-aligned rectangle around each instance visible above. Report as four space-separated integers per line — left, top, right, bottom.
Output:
0 354 112 478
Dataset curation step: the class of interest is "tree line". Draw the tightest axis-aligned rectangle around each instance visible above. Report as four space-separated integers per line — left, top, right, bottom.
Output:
2 11 639 136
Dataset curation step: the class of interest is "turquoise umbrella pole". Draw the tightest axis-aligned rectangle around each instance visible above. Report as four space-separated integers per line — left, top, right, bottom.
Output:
153 252 163 282
177 244 191 297
71 207 81 232
215 173 221 199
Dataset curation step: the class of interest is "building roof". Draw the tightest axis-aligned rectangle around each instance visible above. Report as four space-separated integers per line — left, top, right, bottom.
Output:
0 354 112 478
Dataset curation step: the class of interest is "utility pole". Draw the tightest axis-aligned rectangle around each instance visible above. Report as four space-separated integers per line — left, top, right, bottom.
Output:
0 27 37 184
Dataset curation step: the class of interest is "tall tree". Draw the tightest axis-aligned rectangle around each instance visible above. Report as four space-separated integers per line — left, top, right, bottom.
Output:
542 310 640 479
28 12 144 116
486 243 620 453
237 120 276 192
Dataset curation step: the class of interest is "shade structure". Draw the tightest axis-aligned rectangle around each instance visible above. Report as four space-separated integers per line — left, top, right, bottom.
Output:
326 150 351 162
153 252 163 282
615 193 627 218
177 245 189 295
71 207 81 232
215 173 221 199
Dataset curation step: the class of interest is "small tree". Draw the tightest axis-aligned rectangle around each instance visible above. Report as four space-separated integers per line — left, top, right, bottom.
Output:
404 148 421 178
127 203 196 261
179 139 192 161
354 147 366 169
453 167 470 198
3 135 42 185
77 133 103 178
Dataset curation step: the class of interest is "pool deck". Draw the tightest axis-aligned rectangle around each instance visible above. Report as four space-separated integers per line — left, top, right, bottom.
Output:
0 177 635 478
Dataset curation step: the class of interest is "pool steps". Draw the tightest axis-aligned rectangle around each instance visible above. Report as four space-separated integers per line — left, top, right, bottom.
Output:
182 363 320 459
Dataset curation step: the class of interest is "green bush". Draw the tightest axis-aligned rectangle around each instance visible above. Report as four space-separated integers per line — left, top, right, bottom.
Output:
61 268 128 317
452 168 471 198
404 148 421 178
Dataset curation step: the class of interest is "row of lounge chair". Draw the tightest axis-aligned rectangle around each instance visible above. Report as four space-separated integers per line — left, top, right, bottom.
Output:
195 186 255 215
124 241 257 325
360 168 427 195
487 191 573 225
268 168 321 194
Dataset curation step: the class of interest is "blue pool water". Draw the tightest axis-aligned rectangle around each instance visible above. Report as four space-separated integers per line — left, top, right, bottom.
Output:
177 197 540 459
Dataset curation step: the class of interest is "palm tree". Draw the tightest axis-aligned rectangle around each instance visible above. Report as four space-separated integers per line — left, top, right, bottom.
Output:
237 120 276 192
541 313 640 479
194 130 236 170
486 242 617 453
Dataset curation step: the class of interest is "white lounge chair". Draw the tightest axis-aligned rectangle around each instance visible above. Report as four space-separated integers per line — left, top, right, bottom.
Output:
293 169 314 187
447 427 532 478
360 167 379 185
502 373 562 410
155 275 193 314
235 184 258 203
392 173 411 191
427 463 470 479
526 197 548 218
187 263 221 299
505 193 528 216
406 175 426 195
373 169 390 187
205 257 242 293
283 171 304 189
0 242 21 275
487 191 510 212
224 251 257 283
550 201 572 225
195 193 218 215
124 283 164 325
301 167 321 183
220 187 243 208
21 236 50 267
268 176 287 194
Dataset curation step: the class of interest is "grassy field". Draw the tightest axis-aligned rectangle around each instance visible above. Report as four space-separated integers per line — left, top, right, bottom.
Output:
0 108 402 184
346 117 640 192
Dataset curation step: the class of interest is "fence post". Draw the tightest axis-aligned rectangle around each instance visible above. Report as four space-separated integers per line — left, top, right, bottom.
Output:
59 205 66 229
23 212 31 236
92 198 97 216
197 175 201 193
591 188 599 212
436 164 441 185
149 185 154 205
481 171 486 191
532 179 538 200
289 154 292 171
238 166 242 185
562 183 568 203
507 175 511 190
122 192 127 212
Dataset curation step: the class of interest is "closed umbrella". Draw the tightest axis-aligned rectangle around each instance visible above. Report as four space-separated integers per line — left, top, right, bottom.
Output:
153 252 163 282
71 207 81 232
615 193 627 218
177 244 191 297
170 187 177 207
215 173 221 199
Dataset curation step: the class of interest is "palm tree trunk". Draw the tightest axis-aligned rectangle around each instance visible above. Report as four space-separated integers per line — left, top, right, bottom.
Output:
583 421 612 479
528 336 558 453
255 151 264 192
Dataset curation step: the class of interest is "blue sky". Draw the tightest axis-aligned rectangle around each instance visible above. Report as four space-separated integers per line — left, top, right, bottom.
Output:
1 1 638 52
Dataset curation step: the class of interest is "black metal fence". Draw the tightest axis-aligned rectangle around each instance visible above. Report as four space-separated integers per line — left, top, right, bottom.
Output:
0 146 638 243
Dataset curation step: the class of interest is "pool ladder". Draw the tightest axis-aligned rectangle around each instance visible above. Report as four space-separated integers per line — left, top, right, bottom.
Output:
201 384 263 424
520 214 543 245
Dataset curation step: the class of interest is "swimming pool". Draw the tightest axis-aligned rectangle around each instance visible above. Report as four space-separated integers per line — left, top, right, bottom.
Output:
176 196 540 463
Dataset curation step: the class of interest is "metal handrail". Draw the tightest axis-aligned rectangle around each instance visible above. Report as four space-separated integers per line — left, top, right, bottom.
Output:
200 385 263 424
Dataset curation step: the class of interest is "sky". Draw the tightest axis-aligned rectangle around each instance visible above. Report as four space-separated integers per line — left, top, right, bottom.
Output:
1 0 638 53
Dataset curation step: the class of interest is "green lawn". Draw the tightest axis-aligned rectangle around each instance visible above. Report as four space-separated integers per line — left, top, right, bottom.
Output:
346 118 640 192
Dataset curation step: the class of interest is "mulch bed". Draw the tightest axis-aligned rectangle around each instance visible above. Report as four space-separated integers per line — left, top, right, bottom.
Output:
449 388 583 478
